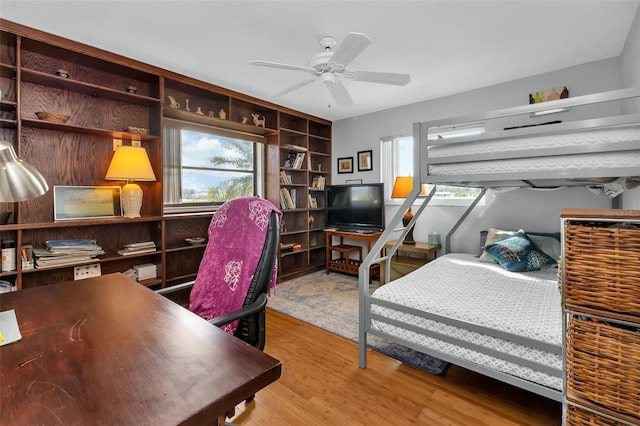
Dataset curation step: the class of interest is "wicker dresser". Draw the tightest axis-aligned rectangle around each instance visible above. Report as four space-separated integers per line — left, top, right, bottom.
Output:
560 209 640 426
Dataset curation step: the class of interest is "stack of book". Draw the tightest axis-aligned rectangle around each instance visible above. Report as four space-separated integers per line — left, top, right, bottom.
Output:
133 263 157 281
34 239 105 268
117 241 156 256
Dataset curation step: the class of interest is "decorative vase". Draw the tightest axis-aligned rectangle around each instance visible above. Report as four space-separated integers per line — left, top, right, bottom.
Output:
218 109 226 120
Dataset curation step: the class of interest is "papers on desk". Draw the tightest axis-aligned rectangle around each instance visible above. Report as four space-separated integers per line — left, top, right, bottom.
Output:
0 309 22 346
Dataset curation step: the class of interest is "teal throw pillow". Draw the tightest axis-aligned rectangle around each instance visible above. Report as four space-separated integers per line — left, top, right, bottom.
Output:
484 232 557 272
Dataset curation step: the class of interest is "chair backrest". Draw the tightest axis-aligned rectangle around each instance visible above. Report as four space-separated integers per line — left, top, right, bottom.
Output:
189 196 281 342
234 210 280 347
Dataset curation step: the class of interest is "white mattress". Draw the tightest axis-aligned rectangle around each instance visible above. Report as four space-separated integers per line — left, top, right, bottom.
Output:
427 152 640 177
426 123 640 178
428 124 640 159
370 253 562 390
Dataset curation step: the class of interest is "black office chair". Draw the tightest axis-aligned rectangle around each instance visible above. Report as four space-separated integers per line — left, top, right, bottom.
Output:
206 208 280 351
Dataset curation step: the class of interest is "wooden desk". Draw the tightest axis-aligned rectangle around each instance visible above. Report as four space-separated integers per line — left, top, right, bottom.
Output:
0 273 281 426
325 229 381 278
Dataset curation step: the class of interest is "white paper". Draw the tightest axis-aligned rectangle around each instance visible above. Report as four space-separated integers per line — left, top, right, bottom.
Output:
0 309 22 346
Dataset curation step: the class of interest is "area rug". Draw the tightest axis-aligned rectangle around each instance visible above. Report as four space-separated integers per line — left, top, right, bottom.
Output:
268 270 449 375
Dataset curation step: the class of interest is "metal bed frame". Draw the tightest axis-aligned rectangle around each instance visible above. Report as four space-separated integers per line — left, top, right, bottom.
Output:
357 87 640 402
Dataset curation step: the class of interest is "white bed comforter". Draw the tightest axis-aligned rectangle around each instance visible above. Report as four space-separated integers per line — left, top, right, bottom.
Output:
370 253 562 390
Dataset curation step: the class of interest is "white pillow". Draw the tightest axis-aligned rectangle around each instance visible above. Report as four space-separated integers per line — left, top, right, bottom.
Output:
528 234 561 261
479 228 517 263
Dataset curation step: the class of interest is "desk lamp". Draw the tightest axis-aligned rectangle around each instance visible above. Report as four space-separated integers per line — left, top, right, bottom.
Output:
391 176 426 245
105 146 156 218
0 140 49 203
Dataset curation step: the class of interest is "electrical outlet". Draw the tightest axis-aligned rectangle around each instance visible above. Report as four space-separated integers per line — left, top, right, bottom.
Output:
113 138 122 151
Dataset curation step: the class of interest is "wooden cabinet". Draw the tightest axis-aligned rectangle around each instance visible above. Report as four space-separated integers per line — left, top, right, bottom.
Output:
380 240 440 284
278 112 331 281
561 208 640 426
0 19 330 290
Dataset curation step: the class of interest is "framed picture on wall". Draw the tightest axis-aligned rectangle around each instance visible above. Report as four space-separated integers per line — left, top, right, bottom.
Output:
357 150 373 171
337 157 353 174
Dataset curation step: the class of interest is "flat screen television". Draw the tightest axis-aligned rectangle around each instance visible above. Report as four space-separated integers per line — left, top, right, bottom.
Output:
325 183 385 233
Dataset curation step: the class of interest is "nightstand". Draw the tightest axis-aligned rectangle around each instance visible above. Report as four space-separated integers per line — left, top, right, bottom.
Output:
380 240 440 284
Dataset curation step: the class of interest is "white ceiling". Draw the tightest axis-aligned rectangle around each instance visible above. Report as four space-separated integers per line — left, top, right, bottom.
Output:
2 1 638 121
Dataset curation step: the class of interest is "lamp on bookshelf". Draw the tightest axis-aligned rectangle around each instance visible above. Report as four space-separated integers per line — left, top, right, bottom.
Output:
0 140 49 203
391 176 426 245
105 146 156 218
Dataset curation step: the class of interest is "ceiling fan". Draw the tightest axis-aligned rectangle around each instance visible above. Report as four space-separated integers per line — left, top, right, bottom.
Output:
250 32 411 107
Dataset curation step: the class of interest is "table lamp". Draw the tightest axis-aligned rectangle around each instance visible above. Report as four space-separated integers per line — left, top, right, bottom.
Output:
391 176 426 245
0 140 49 203
105 146 156 218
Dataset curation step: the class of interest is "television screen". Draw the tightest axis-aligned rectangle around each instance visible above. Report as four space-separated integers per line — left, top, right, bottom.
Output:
325 183 385 232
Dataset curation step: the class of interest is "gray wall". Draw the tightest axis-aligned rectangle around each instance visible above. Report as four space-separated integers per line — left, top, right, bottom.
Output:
332 46 637 253
621 5 640 209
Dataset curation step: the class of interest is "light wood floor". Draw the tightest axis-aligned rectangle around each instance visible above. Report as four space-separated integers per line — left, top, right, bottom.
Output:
229 309 561 425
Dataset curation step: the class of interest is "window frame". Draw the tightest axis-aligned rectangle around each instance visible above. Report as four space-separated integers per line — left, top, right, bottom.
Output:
381 135 483 206
163 119 265 214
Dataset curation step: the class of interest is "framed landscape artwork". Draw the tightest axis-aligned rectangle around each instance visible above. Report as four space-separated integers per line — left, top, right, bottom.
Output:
54 186 122 221
338 157 353 174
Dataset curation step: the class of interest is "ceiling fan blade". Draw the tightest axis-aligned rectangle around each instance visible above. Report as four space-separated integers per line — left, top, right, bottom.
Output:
350 70 411 86
250 60 318 75
328 32 371 72
273 78 318 98
325 79 353 107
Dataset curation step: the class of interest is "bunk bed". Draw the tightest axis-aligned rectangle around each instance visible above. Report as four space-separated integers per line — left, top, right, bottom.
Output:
358 87 640 402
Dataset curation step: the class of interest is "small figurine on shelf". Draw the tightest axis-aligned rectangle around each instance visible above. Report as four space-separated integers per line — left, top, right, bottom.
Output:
241 116 248 124
185 98 190 112
195 107 204 115
167 96 180 108
251 113 266 127
207 110 215 117
218 108 226 120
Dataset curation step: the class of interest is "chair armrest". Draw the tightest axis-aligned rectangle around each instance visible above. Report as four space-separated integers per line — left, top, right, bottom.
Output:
208 293 268 327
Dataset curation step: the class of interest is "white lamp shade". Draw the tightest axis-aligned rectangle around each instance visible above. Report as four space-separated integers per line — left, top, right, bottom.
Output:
0 140 49 202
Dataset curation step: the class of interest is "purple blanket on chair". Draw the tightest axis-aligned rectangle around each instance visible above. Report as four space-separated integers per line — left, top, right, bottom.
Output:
189 197 282 334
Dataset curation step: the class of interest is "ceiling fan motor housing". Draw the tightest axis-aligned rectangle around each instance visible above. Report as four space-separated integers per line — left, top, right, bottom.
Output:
310 51 334 73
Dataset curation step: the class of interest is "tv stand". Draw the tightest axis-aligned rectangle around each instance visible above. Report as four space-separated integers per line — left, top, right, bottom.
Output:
325 229 381 279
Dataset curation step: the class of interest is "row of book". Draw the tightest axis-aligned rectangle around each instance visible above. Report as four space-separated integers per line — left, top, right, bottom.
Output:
283 151 305 169
279 171 292 185
311 175 326 190
280 188 297 210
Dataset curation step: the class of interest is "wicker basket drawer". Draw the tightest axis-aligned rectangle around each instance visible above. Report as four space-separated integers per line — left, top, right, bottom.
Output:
567 317 640 420
567 404 629 425
564 221 640 316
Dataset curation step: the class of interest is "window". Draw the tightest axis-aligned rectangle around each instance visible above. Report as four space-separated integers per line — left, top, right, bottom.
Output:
381 136 481 205
163 119 264 212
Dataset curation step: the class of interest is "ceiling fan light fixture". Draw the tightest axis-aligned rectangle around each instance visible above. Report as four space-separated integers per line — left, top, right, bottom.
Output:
322 73 337 86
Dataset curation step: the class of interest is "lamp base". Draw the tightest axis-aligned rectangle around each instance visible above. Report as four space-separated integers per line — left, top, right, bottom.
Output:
402 208 416 245
121 182 143 218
